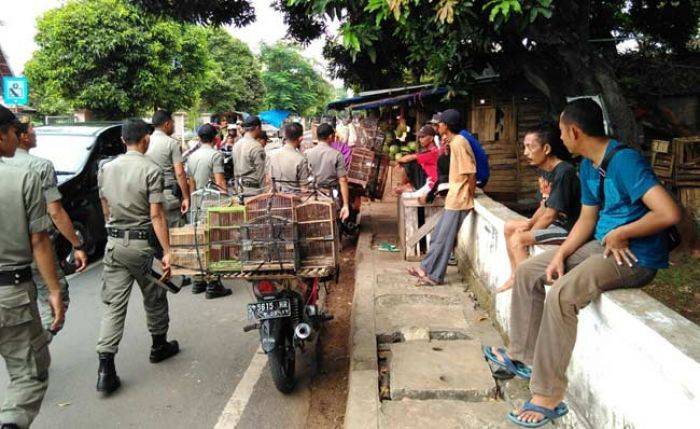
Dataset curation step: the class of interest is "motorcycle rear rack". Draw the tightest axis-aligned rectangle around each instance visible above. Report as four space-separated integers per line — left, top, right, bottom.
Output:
218 266 335 280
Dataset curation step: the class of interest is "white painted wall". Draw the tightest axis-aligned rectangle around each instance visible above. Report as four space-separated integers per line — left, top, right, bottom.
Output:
456 193 700 429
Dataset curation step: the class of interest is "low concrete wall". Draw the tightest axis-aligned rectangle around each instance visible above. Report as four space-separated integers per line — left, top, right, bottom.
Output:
456 193 700 429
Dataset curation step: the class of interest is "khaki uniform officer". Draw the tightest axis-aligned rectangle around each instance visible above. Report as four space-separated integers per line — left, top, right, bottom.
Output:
232 115 265 195
3 122 89 332
146 110 190 228
266 122 310 193
305 123 350 221
95 119 179 395
185 124 232 299
0 106 65 429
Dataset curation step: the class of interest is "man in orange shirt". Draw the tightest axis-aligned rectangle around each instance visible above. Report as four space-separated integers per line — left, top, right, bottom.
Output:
408 110 477 285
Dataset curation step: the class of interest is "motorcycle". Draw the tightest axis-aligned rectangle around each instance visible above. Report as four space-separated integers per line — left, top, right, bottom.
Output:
243 277 333 393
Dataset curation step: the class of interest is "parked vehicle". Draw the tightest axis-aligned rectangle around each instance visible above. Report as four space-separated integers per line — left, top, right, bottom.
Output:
244 278 333 393
32 123 123 270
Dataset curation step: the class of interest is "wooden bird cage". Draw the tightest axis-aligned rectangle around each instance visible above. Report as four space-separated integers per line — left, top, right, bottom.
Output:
369 153 391 200
651 139 674 180
347 147 379 188
244 192 298 223
207 205 247 273
169 224 209 275
189 189 235 224
672 136 700 185
240 215 299 272
296 199 339 270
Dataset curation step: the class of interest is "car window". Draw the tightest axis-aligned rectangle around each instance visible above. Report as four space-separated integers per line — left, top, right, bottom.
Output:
31 134 95 174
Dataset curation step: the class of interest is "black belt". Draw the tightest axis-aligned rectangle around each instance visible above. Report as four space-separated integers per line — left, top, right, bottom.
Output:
107 228 151 240
0 267 32 286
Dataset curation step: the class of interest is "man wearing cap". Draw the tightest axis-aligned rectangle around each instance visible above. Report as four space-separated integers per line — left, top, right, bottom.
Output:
394 125 440 198
232 115 266 195
0 106 65 428
96 119 179 395
267 122 310 193
305 123 350 220
185 124 232 299
2 122 87 333
146 110 190 228
408 109 477 285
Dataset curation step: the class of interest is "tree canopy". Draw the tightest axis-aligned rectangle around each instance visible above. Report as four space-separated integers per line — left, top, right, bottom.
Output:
200 28 265 114
25 0 209 118
127 0 256 26
259 42 333 116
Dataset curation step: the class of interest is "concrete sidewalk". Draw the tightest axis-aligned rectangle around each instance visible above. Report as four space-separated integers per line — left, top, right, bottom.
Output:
345 202 528 429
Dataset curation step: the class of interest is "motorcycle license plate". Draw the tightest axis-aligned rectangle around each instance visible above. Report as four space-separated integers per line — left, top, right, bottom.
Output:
248 299 291 320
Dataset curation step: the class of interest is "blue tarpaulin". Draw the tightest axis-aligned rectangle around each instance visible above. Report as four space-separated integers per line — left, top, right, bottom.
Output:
258 109 292 128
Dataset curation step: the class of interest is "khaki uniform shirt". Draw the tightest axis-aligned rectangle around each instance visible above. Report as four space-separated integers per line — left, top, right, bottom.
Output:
305 142 347 188
0 160 52 272
232 135 266 189
3 148 62 204
267 144 310 193
444 134 477 211
98 151 164 229
185 144 225 191
146 129 183 187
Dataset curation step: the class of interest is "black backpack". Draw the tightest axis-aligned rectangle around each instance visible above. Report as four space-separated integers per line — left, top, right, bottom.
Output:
598 144 681 251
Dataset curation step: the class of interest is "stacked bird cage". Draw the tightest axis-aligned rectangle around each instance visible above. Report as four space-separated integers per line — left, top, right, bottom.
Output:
245 192 298 222
207 205 247 273
347 147 379 188
239 215 299 272
189 189 235 224
169 224 208 276
295 198 339 270
368 152 391 200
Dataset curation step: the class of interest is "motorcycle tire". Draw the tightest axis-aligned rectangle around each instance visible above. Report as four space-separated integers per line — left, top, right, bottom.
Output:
269 323 296 394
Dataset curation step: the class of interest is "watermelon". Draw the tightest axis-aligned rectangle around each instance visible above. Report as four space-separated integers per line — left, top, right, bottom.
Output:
389 145 400 155
407 141 418 151
394 153 403 161
382 145 391 154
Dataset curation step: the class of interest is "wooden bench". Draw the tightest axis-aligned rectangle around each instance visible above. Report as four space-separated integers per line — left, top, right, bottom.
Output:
398 197 444 261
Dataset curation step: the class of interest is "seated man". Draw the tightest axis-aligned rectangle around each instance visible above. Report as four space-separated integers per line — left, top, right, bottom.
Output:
394 125 440 198
499 123 580 292
485 99 681 427
267 122 310 193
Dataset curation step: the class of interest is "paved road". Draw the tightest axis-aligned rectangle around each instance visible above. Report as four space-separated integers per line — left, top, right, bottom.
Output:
0 263 314 428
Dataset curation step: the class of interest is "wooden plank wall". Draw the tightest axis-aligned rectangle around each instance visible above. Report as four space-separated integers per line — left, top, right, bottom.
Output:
516 100 547 200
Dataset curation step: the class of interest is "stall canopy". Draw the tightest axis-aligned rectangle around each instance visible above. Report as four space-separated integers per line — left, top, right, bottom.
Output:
327 85 448 111
258 109 292 128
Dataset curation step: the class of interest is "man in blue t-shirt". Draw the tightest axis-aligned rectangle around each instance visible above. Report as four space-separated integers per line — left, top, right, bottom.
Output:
485 99 681 427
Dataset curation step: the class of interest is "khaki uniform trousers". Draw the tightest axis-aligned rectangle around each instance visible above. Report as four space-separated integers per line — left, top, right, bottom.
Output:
0 280 51 428
96 237 169 354
163 189 184 228
509 240 657 398
31 254 70 332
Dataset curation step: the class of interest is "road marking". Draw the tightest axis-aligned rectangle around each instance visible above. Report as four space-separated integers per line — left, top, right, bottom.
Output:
213 346 267 429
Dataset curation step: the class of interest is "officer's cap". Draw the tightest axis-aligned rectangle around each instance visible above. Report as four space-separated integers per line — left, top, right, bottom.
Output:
122 118 154 143
0 105 20 128
197 123 218 142
243 115 261 129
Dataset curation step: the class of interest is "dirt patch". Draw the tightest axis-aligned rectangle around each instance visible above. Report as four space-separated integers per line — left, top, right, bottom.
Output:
306 245 356 429
645 250 700 325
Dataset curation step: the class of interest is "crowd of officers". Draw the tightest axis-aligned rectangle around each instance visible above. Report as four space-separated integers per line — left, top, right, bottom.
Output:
0 105 351 428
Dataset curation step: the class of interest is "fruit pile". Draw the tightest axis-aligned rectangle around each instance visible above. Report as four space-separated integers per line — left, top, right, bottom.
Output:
383 141 418 161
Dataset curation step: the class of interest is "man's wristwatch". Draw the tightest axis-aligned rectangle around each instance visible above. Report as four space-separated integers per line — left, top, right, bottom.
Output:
73 239 86 251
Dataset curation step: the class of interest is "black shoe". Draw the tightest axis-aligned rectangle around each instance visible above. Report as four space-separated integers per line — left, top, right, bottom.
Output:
1 423 20 429
205 279 232 299
96 352 121 394
192 281 207 294
150 340 180 363
181 277 192 287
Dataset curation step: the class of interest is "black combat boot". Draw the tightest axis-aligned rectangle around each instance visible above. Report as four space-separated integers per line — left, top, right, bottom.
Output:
192 280 207 294
205 278 232 299
149 334 180 363
96 352 121 394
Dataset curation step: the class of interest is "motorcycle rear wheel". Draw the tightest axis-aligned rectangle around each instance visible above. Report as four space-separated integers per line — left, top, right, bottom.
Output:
269 324 296 394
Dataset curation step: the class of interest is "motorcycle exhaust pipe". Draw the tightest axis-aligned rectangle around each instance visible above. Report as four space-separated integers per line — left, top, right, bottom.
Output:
294 323 312 340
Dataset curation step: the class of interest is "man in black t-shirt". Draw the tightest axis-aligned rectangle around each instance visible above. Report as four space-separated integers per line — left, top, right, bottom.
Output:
499 123 580 292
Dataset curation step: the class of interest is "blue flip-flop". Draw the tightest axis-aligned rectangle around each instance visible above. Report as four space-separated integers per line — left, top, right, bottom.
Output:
507 401 569 428
483 346 532 380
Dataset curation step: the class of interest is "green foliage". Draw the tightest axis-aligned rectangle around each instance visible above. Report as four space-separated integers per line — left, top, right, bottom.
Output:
25 0 209 118
199 28 264 114
259 42 333 116
126 0 256 26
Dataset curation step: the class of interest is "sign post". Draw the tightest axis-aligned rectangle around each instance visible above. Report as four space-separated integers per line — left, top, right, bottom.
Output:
2 76 29 107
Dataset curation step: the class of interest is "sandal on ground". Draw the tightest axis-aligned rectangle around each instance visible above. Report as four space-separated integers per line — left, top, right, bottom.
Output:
378 242 400 252
482 346 532 380
506 401 569 428
407 267 425 279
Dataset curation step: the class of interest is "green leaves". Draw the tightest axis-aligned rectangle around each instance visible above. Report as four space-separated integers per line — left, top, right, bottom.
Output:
483 0 524 22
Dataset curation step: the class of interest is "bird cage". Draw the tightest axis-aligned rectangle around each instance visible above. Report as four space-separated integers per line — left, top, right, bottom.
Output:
244 192 298 223
295 199 339 270
189 189 235 224
169 224 208 275
347 147 379 188
368 153 391 200
207 205 247 273
240 215 299 272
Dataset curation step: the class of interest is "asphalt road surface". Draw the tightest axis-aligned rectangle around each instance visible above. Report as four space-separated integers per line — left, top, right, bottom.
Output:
0 262 314 428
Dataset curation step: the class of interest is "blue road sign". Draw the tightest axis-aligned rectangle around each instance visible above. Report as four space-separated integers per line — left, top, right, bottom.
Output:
2 76 29 106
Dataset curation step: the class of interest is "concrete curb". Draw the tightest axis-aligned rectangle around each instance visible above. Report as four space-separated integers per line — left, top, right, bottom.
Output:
344 213 380 429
